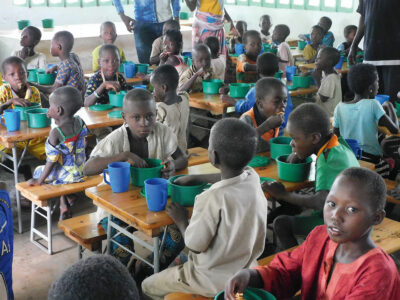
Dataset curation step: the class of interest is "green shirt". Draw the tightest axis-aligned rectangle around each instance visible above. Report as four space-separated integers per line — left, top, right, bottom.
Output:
92 45 126 72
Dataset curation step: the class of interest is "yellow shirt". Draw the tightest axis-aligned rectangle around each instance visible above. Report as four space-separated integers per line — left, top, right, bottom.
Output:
304 44 317 61
92 45 126 72
199 0 223 15
0 84 41 107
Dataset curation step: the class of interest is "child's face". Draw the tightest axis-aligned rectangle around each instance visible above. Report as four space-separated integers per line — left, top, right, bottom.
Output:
150 77 166 102
20 28 36 48
193 51 211 71
318 19 331 33
163 36 178 54
162 23 175 35
323 175 378 244
50 39 60 57
272 28 285 44
100 25 117 44
286 121 317 160
310 28 324 45
46 96 59 119
257 86 287 119
345 30 356 44
315 49 330 70
259 17 271 33
122 100 157 139
369 74 379 98
99 50 120 79
3 63 27 92
245 36 262 58
236 22 247 37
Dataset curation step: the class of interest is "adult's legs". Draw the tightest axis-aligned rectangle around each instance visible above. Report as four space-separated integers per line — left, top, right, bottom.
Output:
376 65 400 104
134 22 164 64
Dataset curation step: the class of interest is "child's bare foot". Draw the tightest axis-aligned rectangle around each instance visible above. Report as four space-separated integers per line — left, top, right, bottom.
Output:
66 194 78 207
59 204 72 221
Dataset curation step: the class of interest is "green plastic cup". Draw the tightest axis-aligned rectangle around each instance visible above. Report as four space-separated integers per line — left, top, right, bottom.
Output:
168 175 208 206
229 83 251 98
202 79 223 94
108 91 127 107
27 69 41 82
292 75 311 88
274 70 283 79
130 159 163 187
42 19 54 28
37 73 56 85
270 137 292 160
17 20 30 30
298 40 307 50
276 155 312 182
26 108 51 128
14 103 41 121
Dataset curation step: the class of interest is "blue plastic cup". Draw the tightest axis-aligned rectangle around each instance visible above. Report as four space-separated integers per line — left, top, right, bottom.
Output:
345 139 363 159
375 94 390 105
133 85 147 90
123 62 136 78
182 52 192 58
144 178 168 212
103 162 130 193
286 66 297 81
1 109 20 132
235 43 245 55
334 56 344 70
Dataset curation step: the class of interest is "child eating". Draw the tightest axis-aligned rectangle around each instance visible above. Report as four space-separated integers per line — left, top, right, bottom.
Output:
92 21 126 72
240 77 286 153
272 24 294 76
226 167 400 299
159 30 187 76
229 20 247 54
27 87 87 220
259 15 272 44
299 16 335 47
150 20 180 66
151 64 190 153
337 25 360 56
205 36 226 81
236 30 262 83
303 25 324 63
11 26 46 70
142 118 268 299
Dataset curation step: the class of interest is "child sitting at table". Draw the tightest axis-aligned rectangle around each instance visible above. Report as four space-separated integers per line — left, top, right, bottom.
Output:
142 118 268 299
303 25 325 63
205 36 226 81
299 16 334 47
27 86 88 220
159 30 187 76
179 44 214 93
83 89 187 265
226 167 400 300
151 64 190 154
92 21 126 72
240 77 286 153
263 103 359 250
229 20 247 54
33 31 85 97
150 20 180 66
312 47 342 116
236 30 262 83
259 15 272 44
333 63 398 177
272 24 294 76
11 26 46 70
337 25 361 56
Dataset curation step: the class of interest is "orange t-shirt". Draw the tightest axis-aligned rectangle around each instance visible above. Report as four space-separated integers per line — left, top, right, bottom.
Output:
244 107 279 142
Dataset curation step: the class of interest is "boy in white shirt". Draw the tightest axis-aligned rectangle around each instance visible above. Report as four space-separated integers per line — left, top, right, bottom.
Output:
205 36 226 81
272 24 294 77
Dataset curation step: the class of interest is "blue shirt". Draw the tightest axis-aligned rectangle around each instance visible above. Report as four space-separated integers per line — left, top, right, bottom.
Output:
113 0 180 23
305 31 335 47
235 86 293 135
0 191 13 300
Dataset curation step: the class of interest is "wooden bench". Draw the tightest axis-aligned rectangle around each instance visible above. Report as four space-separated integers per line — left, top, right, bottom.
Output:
58 212 106 259
188 147 209 167
15 175 103 254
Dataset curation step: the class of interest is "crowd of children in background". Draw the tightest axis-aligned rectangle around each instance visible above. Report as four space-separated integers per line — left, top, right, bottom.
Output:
1 10 400 300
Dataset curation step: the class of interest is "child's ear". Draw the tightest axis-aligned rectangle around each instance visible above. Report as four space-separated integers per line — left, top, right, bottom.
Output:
373 209 386 225
121 112 126 123
162 84 168 93
209 149 219 166
57 105 64 116
311 132 322 145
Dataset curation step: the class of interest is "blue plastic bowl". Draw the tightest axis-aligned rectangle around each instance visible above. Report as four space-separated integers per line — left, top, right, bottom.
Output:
375 94 390 105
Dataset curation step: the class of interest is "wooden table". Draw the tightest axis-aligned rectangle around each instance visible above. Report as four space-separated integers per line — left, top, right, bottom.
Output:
289 86 318 97
189 92 233 116
298 62 349 74
291 48 304 59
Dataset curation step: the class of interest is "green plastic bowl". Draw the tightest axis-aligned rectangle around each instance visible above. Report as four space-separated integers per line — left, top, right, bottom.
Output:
14 103 41 121
17 20 30 30
202 79 223 94
276 155 312 182
42 19 54 28
37 73 56 85
215 287 276 300
274 70 283 79
396 102 400 117
26 108 51 128
130 158 163 187
168 175 208 206
229 83 251 98
270 137 292 160
263 47 277 54
27 68 44 82
179 11 190 20
262 43 271 51
136 64 149 74
292 75 311 89
108 91 127 107
298 40 307 50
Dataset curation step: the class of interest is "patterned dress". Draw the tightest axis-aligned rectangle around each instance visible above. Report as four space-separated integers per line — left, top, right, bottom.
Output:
33 117 89 185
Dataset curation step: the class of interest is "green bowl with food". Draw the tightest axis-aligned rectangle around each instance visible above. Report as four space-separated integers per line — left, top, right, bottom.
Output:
108 91 127 107
270 137 292 160
26 108 51 128
276 154 312 182
14 103 41 121
37 72 56 85
229 83 251 98
203 79 223 95
292 75 311 89
130 158 163 187
168 175 208 206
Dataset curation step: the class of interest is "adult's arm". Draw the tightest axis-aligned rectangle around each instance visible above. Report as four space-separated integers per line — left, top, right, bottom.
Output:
113 0 135 32
171 0 181 19
348 0 365 65
185 0 196 11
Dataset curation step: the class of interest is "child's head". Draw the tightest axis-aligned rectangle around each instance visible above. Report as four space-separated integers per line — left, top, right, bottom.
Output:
344 25 357 44
20 26 42 48
2 56 27 92
243 30 262 58
315 47 340 70
255 77 287 119
318 16 332 34
100 21 117 45
272 24 290 44
163 30 183 55
192 44 211 71
256 53 279 77
48 86 82 119
48 255 139 300
150 64 179 102
324 167 386 244
287 103 331 159
259 15 272 34
122 89 157 139
204 36 220 59
347 63 378 99
51 31 74 57
209 118 257 170
162 19 180 35
310 25 324 45
236 20 248 38
98 44 121 79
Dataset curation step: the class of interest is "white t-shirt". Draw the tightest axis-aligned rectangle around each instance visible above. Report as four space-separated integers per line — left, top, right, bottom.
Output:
316 72 342 117
11 50 46 70
210 55 226 81
277 42 294 74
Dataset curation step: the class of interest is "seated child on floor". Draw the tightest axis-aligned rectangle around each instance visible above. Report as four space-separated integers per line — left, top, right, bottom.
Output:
272 24 294 77
205 36 226 81
159 30 187 76
236 30 262 83
92 21 126 72
142 118 268 299
333 63 398 177
226 167 400 300
179 44 214 93
229 20 247 54
150 20 180 66
313 47 342 117
11 26 46 70
337 25 361 56
259 15 272 44
151 64 190 154
299 16 334 47
303 25 324 63
83 89 187 265
28 87 87 220
263 103 359 250
240 78 286 153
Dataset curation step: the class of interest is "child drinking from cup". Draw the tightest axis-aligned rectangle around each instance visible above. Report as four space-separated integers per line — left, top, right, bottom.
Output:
159 30 187 76
150 20 180 66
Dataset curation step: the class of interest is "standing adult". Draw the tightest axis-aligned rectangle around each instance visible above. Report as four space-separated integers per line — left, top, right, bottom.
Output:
348 0 400 103
113 0 180 64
